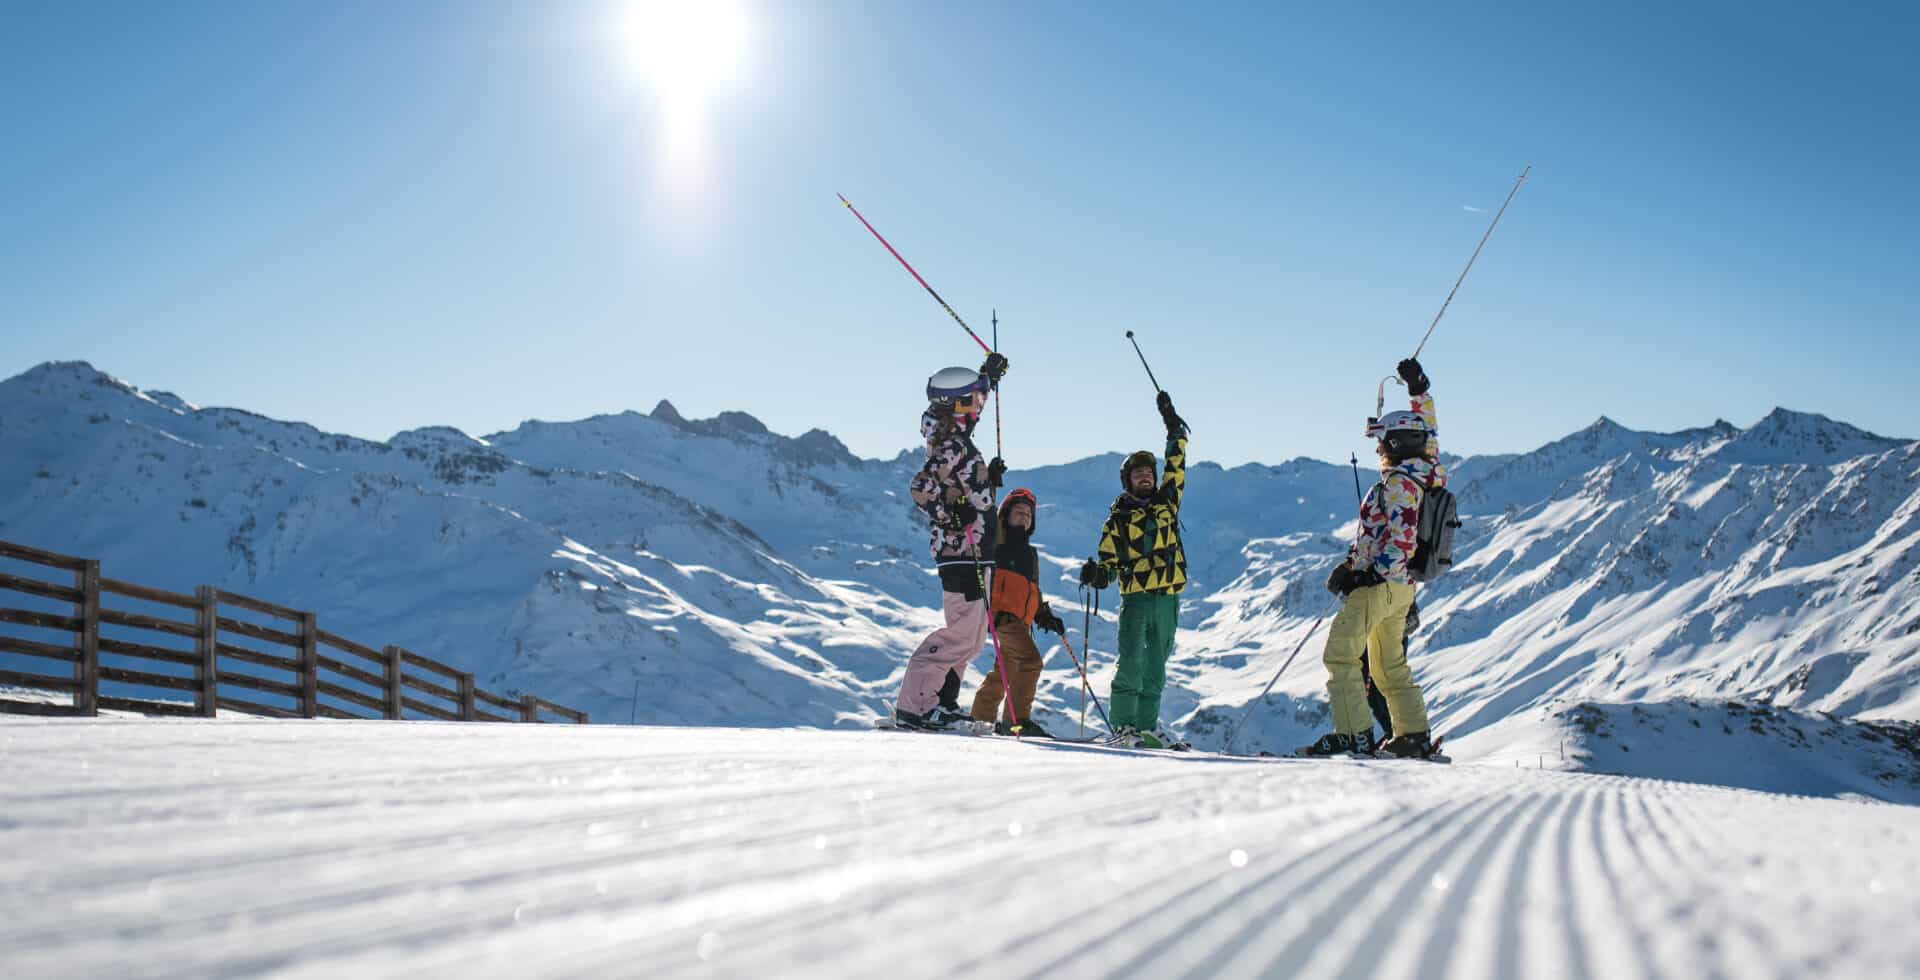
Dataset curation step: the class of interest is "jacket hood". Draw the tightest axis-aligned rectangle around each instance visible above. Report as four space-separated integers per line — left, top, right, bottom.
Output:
921 408 978 445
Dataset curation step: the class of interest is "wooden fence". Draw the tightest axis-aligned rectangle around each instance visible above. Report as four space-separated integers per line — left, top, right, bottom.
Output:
0 539 586 724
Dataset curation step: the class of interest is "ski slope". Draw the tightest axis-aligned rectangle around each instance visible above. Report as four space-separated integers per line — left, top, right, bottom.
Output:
4 718 1917 979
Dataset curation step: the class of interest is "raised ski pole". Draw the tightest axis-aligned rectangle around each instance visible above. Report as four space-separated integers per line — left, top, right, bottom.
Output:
991 309 1004 469
838 194 992 355
1224 600 1338 754
1413 165 1530 359
1124 330 1162 393
1351 453 1366 505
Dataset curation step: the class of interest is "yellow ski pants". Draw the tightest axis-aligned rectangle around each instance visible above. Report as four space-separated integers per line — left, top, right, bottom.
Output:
1323 582 1429 736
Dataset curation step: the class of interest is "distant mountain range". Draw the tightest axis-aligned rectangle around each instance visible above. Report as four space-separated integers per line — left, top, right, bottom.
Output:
4 361 1917 782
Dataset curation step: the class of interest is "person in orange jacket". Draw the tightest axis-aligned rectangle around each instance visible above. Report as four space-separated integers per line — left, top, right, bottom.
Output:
970 488 1067 735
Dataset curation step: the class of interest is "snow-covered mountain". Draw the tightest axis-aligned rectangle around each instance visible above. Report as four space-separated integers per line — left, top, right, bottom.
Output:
4 360 1918 792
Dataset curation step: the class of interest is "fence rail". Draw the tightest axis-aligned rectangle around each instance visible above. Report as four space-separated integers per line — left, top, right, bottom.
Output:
0 538 586 724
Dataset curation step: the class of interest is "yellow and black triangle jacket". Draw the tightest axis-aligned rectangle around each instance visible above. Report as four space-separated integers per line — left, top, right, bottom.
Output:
1094 431 1188 595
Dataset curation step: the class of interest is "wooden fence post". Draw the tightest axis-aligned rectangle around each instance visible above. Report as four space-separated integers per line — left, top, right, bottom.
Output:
383 645 404 720
458 672 476 721
195 586 219 718
297 612 319 718
521 693 537 723
74 559 100 717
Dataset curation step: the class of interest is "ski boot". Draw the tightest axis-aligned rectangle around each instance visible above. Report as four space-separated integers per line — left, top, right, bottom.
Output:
995 718 1050 738
1150 727 1192 751
894 705 966 731
1378 731 1437 759
1296 729 1377 758
1106 725 1146 747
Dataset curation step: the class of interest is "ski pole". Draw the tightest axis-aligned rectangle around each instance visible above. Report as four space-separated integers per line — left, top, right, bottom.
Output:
1057 626 1112 732
838 194 992 355
1223 597 1338 754
1350 453 1365 506
1079 586 1092 738
1413 165 1530 359
967 525 1023 736
1124 330 1162 393
991 309 1004 470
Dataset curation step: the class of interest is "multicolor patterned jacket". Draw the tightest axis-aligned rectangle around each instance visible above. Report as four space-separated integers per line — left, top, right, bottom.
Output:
1095 431 1188 595
1352 392 1448 585
908 408 996 567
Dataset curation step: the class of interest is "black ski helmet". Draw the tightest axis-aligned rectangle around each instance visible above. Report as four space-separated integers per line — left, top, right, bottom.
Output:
927 366 989 407
1120 450 1157 490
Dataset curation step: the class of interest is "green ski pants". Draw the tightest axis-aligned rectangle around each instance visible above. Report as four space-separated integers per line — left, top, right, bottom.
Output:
1110 591 1179 730
1323 581 1429 736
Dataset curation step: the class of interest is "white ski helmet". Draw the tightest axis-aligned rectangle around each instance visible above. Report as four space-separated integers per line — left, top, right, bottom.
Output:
927 366 989 406
1369 410 1433 461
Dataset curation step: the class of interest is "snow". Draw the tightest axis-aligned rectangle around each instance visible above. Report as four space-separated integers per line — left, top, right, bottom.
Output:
1 717 1916 978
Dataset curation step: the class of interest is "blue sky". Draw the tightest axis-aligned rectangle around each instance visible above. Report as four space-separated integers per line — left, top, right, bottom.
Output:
3 1 1916 467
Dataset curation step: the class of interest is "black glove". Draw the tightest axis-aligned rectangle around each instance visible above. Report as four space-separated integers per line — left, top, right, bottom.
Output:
943 500 978 531
1156 390 1188 436
1404 602 1420 635
986 457 1007 489
1325 562 1351 596
1035 607 1066 636
1079 559 1113 589
1342 568 1385 594
1397 358 1430 397
981 352 1010 387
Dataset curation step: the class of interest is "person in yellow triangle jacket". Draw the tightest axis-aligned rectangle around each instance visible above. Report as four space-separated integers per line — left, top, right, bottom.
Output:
1079 391 1190 750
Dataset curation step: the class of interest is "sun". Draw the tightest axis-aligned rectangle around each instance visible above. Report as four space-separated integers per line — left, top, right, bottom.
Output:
617 0 750 113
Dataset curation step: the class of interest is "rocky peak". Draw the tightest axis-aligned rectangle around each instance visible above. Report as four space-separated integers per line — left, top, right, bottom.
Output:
650 400 687 425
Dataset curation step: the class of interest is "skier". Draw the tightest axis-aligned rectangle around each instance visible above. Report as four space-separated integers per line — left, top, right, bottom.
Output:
1079 391 1190 749
971 488 1069 735
1302 358 1445 758
894 354 1009 729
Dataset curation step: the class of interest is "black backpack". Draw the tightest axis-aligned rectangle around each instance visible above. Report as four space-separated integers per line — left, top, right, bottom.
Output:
1409 483 1461 583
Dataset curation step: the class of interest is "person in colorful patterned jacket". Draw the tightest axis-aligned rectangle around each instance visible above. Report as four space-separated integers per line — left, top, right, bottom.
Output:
895 355 1008 730
1301 357 1445 758
970 488 1068 735
1079 391 1190 749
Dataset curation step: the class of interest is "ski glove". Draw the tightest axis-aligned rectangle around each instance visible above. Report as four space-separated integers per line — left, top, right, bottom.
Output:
1079 559 1114 590
1325 561 1351 596
1404 601 1420 635
986 456 1007 489
1397 358 1430 397
1332 567 1384 595
942 500 979 532
981 352 1010 386
1035 607 1066 636
1156 391 1189 436
1346 568 1386 594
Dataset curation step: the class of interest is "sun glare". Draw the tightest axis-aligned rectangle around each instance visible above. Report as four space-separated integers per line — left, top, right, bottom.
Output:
611 0 753 204
619 0 749 111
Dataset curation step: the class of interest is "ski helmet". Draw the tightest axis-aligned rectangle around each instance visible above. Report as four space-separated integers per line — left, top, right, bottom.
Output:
1372 410 1432 462
1001 487 1038 531
1120 450 1157 490
927 366 989 407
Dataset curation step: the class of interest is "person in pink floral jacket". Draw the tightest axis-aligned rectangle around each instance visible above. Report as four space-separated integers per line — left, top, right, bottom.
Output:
1300 357 1445 759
